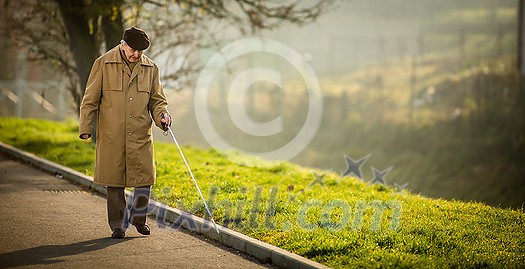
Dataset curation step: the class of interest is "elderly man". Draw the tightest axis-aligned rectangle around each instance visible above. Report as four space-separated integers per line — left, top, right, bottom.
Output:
79 27 171 238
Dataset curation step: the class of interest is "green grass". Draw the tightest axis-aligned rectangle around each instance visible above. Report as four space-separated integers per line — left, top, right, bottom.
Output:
1 117 524 268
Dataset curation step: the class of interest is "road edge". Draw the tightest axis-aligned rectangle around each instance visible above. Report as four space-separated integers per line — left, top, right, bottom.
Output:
0 141 330 269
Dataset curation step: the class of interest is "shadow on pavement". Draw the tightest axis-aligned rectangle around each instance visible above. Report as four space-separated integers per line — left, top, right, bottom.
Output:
0 237 136 268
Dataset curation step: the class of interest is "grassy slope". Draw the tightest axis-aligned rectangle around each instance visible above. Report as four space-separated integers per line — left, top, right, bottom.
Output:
0 117 524 268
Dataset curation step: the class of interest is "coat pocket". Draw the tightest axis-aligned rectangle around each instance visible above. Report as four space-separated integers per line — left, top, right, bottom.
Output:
103 62 123 91
138 69 152 93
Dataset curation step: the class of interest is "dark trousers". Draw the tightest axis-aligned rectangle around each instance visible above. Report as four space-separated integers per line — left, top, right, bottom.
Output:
107 186 151 230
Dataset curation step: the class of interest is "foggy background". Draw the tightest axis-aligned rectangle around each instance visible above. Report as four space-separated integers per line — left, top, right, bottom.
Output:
1 0 523 208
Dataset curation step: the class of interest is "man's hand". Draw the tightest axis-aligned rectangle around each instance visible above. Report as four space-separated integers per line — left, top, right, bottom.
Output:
161 113 172 131
80 133 91 140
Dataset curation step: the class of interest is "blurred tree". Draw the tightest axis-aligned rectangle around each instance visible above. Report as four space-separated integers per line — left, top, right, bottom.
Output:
518 0 525 119
518 0 525 80
2 0 334 112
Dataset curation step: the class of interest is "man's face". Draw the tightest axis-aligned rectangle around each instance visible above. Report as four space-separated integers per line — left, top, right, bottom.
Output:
121 43 143 62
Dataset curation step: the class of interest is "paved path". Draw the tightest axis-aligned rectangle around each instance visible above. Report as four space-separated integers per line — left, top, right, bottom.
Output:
0 153 272 268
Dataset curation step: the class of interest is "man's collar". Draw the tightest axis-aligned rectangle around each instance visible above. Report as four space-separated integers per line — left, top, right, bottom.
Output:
119 46 131 66
105 45 153 67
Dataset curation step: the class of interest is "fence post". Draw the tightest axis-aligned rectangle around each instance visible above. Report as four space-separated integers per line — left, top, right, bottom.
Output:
408 55 417 131
519 0 525 74
58 80 65 120
14 51 26 118
517 0 525 123
496 25 503 57
459 29 466 60
417 33 425 62
340 91 348 125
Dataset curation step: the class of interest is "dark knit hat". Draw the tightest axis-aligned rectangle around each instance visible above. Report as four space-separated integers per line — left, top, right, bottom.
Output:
123 27 150 50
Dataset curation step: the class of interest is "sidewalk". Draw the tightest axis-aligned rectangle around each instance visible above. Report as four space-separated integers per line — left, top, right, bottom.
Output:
0 153 272 269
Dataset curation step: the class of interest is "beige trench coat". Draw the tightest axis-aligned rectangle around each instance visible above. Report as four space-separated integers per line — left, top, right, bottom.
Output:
79 45 168 187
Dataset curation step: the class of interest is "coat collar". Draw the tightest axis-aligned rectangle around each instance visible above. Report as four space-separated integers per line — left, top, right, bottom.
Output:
104 45 154 67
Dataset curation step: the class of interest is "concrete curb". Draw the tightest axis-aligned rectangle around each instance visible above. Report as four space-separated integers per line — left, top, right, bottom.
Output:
0 142 330 269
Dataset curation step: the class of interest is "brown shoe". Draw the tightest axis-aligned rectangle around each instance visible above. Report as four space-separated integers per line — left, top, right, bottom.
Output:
133 224 150 235
111 228 126 238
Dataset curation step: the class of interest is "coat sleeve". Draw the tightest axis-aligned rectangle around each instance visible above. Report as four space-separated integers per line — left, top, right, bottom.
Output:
148 65 169 129
79 58 103 137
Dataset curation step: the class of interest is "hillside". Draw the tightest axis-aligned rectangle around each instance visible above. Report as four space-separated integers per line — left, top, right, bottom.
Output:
0 117 523 268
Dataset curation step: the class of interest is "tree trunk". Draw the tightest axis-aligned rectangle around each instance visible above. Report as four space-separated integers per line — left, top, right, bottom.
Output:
56 0 100 142
102 0 124 52
56 0 98 104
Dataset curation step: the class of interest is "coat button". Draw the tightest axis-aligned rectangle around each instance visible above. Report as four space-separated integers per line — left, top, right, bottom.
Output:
129 115 132 118
128 132 131 136
129 97 133 101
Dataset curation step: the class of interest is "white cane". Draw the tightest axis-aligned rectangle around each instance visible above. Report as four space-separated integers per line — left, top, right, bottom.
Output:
166 126 219 234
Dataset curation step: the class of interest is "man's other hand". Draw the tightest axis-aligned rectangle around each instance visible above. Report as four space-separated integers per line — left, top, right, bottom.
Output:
80 133 91 140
